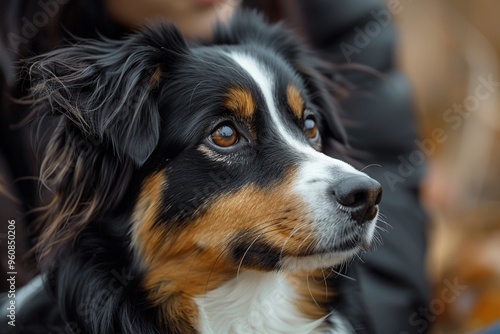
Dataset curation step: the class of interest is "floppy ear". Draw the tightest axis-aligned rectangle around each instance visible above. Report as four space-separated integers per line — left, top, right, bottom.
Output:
28 24 188 266
30 24 188 165
213 10 348 155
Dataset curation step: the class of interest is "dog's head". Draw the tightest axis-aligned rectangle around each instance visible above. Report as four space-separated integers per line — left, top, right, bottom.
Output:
31 10 381 321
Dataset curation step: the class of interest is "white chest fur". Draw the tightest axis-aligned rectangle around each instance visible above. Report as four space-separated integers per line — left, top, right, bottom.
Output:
194 271 352 334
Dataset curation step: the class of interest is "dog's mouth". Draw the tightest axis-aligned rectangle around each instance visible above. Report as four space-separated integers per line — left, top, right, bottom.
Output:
324 223 376 252
319 234 363 253
231 223 375 272
296 232 372 258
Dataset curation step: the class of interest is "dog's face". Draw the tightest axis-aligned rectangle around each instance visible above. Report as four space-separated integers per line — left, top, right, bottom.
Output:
133 45 381 280
32 11 381 313
126 16 382 300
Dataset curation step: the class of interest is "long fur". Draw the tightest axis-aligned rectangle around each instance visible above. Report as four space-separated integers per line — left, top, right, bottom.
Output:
5 11 375 334
29 25 187 268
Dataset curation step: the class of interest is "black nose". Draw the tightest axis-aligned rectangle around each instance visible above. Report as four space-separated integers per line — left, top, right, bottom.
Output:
332 176 382 224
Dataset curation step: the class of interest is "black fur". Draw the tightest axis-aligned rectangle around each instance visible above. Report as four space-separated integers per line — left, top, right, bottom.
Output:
0 11 370 334
30 25 188 165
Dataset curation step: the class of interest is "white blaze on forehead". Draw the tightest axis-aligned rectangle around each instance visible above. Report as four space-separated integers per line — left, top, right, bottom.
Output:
225 51 362 173
226 52 311 154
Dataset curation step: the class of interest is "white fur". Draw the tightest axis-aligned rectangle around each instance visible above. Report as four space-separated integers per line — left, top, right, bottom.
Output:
195 271 352 334
198 144 234 164
226 52 377 253
293 158 375 252
280 251 357 273
226 52 308 155
328 313 355 334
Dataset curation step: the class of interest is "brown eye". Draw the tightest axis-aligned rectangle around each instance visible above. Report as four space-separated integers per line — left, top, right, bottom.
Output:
210 124 238 147
304 117 319 140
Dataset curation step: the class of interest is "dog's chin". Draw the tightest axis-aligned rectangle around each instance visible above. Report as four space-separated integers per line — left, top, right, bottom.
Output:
279 250 359 273
279 225 376 273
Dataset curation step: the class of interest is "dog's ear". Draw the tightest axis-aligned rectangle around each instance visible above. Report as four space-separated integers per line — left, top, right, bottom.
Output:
28 24 188 266
30 24 188 165
213 11 348 155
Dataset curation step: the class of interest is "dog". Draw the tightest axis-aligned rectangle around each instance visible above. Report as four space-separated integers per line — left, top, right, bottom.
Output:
1 11 382 334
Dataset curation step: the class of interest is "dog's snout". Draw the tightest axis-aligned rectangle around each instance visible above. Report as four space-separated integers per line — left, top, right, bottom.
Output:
331 176 382 224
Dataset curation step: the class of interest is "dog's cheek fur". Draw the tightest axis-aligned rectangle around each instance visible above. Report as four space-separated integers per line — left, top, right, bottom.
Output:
131 167 315 330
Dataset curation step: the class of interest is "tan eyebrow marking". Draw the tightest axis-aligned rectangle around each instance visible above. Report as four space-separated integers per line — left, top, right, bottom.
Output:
287 85 304 118
224 87 256 118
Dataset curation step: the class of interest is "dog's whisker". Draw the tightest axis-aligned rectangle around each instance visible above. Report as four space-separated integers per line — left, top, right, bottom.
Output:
295 230 315 258
376 218 392 229
329 265 356 281
372 230 384 247
374 225 389 233
355 253 365 264
306 272 321 310
235 209 294 227
302 231 317 258
205 248 230 298
321 267 334 281
321 268 329 299
359 163 383 172
279 220 309 259
377 212 390 221
236 234 263 281
187 80 208 113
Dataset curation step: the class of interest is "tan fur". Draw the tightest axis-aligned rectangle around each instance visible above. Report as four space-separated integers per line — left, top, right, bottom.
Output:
287 269 336 320
36 135 96 260
132 168 324 329
224 87 256 118
287 84 304 118
149 65 162 88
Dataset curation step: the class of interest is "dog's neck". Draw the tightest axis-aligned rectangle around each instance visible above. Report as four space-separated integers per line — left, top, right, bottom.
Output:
194 270 339 334
140 251 353 333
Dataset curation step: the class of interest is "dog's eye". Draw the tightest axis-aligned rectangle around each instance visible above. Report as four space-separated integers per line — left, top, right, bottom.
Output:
304 116 319 141
210 124 239 147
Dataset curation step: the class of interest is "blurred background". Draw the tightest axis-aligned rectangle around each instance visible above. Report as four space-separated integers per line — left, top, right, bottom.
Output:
395 0 500 333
